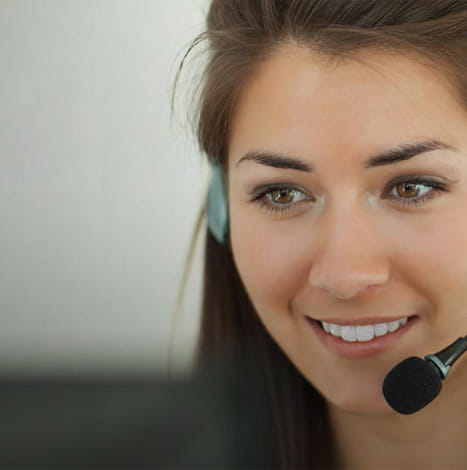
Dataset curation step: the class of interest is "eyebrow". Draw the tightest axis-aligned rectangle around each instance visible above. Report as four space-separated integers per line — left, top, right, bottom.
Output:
235 139 459 172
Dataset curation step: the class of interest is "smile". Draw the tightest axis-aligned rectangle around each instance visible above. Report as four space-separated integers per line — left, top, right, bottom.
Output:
320 317 409 342
305 316 418 360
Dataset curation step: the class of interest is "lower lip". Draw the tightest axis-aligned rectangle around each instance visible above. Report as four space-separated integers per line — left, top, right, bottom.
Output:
305 316 418 360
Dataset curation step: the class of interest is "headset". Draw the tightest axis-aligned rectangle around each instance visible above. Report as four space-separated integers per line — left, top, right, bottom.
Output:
207 163 229 246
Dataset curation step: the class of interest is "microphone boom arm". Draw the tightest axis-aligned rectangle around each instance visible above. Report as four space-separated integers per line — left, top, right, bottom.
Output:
424 336 467 379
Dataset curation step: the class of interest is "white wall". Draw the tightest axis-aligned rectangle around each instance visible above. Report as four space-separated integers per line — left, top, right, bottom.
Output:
0 0 211 376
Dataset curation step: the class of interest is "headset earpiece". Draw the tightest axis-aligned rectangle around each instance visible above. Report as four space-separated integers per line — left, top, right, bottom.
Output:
207 163 229 245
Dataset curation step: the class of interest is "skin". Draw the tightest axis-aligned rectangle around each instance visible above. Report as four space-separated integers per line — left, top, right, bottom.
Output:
227 45 467 469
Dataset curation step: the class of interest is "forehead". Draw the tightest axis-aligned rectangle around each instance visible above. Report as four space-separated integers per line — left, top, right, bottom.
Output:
228 46 464 168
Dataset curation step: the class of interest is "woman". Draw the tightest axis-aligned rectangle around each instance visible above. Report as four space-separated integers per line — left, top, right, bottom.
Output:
172 1 467 468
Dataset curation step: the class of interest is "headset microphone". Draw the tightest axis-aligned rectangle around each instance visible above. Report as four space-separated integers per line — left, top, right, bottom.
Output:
382 336 467 415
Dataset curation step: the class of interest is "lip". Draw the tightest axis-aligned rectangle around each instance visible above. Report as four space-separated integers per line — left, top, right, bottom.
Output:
305 315 418 360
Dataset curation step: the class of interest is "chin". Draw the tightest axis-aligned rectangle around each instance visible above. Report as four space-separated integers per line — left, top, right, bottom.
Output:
325 392 397 416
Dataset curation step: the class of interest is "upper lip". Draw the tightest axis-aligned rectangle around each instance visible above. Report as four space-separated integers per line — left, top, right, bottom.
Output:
306 315 415 326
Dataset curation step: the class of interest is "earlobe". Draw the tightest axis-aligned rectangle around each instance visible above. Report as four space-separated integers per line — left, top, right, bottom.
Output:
207 163 230 245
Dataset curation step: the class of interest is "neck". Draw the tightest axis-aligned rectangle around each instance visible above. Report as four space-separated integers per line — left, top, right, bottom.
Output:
328 357 467 470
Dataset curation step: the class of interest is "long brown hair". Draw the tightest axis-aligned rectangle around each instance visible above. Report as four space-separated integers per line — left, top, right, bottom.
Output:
171 1 467 468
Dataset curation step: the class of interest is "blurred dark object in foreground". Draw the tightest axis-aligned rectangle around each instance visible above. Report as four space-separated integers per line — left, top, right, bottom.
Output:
0 354 271 469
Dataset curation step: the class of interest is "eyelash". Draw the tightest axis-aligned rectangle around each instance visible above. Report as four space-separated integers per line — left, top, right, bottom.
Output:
248 177 448 217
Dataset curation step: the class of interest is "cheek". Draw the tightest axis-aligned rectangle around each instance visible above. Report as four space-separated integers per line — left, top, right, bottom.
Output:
386 211 467 336
400 213 467 292
230 211 301 319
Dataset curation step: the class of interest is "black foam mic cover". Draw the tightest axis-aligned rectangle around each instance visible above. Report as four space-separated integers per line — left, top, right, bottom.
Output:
382 356 442 415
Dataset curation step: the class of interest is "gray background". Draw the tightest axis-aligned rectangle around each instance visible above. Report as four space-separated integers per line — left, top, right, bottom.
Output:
0 0 211 376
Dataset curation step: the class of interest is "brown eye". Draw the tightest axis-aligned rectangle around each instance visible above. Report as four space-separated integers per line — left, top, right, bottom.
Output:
394 182 420 198
248 177 448 218
248 184 310 217
387 178 448 208
270 188 295 204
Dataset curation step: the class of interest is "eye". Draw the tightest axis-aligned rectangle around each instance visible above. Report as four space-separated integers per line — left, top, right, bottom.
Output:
248 177 448 217
385 177 448 208
247 183 311 217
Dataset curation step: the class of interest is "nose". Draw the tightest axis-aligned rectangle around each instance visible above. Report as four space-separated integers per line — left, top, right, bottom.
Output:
308 204 390 300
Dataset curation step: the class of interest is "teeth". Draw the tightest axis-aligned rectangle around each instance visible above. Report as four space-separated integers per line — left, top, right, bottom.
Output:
374 322 388 337
356 325 374 341
341 325 357 342
329 324 340 336
320 317 409 342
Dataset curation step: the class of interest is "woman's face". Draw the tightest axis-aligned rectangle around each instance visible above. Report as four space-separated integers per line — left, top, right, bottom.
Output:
227 45 467 414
